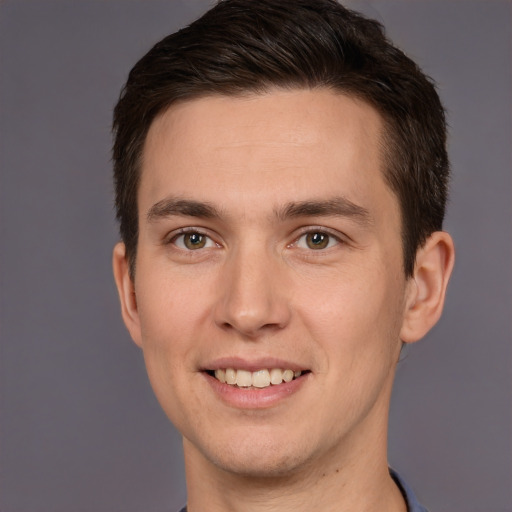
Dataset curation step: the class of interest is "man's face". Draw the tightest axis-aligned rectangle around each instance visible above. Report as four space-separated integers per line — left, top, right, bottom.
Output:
122 89 413 477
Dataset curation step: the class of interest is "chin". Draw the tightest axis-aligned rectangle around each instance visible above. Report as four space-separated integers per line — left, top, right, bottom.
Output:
189 430 321 479
211 451 310 479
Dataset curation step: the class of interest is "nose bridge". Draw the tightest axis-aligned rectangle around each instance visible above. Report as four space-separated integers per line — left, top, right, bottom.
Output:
214 237 290 337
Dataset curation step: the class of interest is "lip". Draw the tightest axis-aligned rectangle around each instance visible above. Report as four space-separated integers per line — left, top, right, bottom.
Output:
203 371 309 409
200 357 311 409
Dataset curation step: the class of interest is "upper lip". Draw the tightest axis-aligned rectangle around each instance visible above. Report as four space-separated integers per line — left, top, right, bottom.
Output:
201 357 308 373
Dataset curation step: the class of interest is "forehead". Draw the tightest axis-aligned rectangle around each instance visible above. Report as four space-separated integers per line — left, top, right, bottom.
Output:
145 88 383 155
139 88 394 218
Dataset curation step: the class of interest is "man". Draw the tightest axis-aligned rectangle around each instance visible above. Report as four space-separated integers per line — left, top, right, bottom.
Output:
112 1 455 511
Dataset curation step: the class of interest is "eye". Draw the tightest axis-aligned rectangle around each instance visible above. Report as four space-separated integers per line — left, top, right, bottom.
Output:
295 231 339 250
172 231 216 250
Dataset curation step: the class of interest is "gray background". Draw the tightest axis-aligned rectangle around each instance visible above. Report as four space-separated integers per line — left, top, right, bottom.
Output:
0 1 510 511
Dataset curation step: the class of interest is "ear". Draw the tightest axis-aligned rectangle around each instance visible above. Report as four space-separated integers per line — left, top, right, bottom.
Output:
400 231 455 343
112 242 143 347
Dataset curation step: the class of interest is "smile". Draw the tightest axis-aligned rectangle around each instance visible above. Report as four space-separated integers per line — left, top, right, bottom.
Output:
210 368 304 388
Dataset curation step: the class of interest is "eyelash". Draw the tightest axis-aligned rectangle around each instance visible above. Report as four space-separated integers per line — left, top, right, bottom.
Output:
165 227 344 253
166 228 218 250
291 228 343 251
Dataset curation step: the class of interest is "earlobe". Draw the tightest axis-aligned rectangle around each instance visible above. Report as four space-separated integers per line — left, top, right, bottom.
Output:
112 242 143 347
400 231 455 343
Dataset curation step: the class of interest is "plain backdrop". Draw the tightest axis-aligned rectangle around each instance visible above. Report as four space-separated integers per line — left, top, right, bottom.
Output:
0 1 511 511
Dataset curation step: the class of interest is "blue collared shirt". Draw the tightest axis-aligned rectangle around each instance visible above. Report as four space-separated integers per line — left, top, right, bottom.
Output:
390 469 429 512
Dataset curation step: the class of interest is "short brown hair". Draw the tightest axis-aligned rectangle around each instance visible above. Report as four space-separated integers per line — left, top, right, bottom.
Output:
113 0 449 277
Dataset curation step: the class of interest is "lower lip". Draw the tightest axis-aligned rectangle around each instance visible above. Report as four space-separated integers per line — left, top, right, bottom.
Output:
203 372 309 409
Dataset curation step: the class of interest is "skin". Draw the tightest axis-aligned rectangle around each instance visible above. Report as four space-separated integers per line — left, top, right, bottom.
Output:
113 89 454 512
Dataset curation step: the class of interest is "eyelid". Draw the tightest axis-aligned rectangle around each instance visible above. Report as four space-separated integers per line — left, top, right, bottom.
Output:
165 227 220 248
163 225 347 250
290 226 346 249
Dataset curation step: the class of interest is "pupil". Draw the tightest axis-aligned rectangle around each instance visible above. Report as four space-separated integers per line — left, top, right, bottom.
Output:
311 233 324 245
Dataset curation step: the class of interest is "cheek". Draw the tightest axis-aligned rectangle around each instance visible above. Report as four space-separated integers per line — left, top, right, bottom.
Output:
136 262 210 343
295 269 405 432
133 271 203 397
295 263 405 365
134 274 210 428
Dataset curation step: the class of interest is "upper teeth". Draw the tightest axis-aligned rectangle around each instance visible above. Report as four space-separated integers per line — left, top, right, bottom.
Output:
214 368 302 388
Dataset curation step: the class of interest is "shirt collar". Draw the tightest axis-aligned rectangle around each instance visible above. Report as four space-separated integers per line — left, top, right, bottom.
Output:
390 468 429 512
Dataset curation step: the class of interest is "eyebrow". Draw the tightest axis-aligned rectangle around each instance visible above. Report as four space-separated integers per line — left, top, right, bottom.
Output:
147 198 222 222
276 197 372 225
146 196 372 225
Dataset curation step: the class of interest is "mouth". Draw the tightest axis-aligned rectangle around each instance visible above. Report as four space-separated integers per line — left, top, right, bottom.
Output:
205 368 309 389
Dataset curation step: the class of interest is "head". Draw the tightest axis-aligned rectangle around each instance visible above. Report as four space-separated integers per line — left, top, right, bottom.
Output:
113 0 449 279
111 0 454 486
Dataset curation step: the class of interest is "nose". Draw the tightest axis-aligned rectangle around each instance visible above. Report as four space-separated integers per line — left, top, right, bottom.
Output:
214 244 291 338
